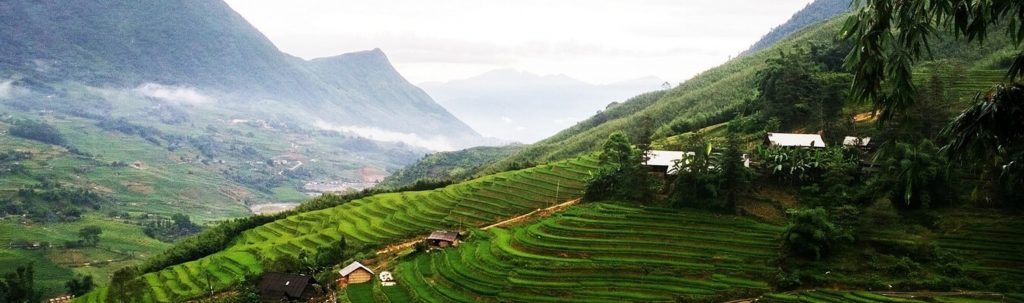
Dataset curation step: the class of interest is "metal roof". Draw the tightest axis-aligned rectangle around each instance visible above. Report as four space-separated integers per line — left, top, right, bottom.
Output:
339 261 374 277
427 231 461 242
256 273 315 298
767 133 826 148
645 150 686 167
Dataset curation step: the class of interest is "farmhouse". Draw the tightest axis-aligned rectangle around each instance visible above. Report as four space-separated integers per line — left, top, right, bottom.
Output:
426 230 462 248
765 133 826 148
256 272 320 303
644 150 687 175
339 261 374 285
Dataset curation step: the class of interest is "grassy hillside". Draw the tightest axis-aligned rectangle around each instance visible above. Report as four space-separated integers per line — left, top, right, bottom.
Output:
485 15 1015 174
379 144 526 189
0 90 427 296
394 202 782 302
75 155 602 302
377 203 1023 303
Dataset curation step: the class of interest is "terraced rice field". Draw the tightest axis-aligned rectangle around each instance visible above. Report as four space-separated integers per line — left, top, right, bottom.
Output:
75 156 602 303
762 290 1024 303
394 203 785 303
936 217 1024 286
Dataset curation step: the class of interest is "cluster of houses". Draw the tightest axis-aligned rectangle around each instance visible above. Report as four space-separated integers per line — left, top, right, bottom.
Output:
645 132 873 175
254 230 463 302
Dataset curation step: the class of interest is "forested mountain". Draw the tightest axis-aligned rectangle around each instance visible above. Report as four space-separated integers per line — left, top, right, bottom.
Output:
377 144 526 189
741 0 854 56
481 13 1015 175
421 69 664 143
0 0 480 295
0 0 479 144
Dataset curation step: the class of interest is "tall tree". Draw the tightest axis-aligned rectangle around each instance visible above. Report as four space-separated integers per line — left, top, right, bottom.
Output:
844 0 1024 122
585 132 658 203
78 225 102 247
66 275 94 296
0 263 42 303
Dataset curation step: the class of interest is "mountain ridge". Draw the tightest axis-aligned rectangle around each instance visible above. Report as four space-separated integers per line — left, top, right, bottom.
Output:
0 0 480 147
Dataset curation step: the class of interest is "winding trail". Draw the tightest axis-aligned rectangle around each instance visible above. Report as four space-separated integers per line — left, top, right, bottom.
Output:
374 198 582 256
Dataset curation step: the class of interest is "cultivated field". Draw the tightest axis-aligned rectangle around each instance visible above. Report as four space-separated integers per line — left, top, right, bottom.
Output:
76 156 601 302
393 202 785 303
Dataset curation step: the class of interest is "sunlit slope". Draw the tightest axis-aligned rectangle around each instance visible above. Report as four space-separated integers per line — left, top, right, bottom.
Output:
397 203 784 302
487 14 1015 172
76 156 601 302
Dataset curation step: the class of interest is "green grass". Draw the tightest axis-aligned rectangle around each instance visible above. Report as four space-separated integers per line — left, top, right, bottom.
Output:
760 290 1020 303
347 283 375 303
76 155 603 302
395 202 783 302
271 184 309 202
0 214 171 298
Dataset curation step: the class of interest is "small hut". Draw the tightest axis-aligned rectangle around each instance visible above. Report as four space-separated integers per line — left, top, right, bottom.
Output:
339 261 374 285
426 231 462 248
256 273 319 302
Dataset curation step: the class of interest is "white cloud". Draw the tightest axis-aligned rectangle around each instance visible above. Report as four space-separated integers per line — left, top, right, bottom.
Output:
224 0 814 84
0 79 28 99
500 117 513 123
0 80 13 99
134 83 213 105
314 121 455 151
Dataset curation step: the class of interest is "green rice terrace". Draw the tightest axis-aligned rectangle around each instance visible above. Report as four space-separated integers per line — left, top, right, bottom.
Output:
393 202 785 302
761 290 1024 303
75 156 602 302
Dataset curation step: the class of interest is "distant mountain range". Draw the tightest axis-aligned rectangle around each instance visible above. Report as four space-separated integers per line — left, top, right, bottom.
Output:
0 0 481 149
421 69 665 143
741 0 854 56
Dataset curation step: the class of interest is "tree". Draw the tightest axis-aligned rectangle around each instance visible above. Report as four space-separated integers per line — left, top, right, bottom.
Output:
671 125 753 211
718 125 753 210
844 0 1024 122
942 83 1024 198
0 263 42 303
782 208 853 260
755 49 850 135
8 119 66 146
108 267 146 303
65 275 94 296
874 140 958 210
78 225 102 247
585 132 658 202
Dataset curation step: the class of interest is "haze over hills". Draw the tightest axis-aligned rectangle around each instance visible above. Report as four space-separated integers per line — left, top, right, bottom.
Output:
0 0 482 293
0 0 480 148
421 69 665 143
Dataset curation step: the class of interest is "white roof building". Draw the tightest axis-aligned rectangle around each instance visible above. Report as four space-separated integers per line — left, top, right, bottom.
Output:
644 150 693 175
842 136 872 147
766 133 826 148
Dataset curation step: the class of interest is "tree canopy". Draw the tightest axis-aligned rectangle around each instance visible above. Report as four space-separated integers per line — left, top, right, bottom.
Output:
844 0 1024 122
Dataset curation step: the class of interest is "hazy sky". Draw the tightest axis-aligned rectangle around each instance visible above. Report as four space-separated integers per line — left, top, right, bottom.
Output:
224 0 813 85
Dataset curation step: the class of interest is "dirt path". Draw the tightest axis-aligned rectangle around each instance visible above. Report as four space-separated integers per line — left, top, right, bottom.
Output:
374 198 582 256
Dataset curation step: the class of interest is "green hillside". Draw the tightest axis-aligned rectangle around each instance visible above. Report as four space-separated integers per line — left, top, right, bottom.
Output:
395 202 782 302
75 155 602 302
379 144 526 189
484 15 1015 174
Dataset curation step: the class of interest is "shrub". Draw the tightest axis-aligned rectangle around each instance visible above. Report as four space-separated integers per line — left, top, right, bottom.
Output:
9 119 66 146
781 207 852 260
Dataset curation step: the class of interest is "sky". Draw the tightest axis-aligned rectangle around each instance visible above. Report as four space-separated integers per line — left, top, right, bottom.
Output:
223 0 814 85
